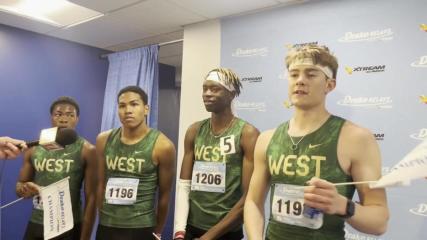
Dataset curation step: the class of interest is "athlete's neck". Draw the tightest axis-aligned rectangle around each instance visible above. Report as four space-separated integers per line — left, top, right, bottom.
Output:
121 123 149 145
289 108 330 136
210 109 235 133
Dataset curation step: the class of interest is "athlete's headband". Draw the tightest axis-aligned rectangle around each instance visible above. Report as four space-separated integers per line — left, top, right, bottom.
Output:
288 58 334 79
204 71 236 92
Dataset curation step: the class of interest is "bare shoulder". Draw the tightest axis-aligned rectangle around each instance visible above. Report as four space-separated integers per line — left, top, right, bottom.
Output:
96 130 113 143
341 120 376 143
242 122 260 137
155 132 175 152
255 128 276 150
259 129 276 142
186 121 202 136
82 140 95 151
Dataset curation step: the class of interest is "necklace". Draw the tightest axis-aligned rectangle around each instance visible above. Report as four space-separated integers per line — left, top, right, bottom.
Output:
210 117 235 138
289 134 306 150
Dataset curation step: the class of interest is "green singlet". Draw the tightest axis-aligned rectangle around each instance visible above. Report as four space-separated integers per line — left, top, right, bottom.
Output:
188 118 246 231
266 115 355 240
99 128 160 228
30 137 85 224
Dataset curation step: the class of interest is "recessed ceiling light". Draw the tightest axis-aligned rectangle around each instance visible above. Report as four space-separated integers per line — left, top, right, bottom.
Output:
0 0 103 28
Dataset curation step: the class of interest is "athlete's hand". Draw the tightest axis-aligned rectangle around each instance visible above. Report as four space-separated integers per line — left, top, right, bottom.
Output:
303 177 347 215
173 231 185 240
17 182 40 198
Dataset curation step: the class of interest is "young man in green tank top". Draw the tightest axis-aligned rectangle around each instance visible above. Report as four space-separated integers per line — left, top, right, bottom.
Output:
244 45 389 239
96 86 176 240
173 68 259 240
16 96 97 240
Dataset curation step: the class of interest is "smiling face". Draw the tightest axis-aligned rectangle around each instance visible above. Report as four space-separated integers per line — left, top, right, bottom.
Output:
202 80 234 113
118 91 149 129
287 64 336 110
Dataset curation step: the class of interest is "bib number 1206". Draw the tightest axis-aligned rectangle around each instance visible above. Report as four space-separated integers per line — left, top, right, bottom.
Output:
195 173 222 185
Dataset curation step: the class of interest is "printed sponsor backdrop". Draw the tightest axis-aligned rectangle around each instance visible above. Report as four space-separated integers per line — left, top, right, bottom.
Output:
221 0 427 239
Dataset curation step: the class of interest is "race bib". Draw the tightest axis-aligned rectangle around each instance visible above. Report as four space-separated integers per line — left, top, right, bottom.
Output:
191 161 226 193
33 195 43 210
105 178 139 205
272 184 323 229
219 135 236 155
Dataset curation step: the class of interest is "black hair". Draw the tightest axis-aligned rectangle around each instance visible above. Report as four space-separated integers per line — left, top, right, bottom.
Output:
117 86 148 104
50 96 80 116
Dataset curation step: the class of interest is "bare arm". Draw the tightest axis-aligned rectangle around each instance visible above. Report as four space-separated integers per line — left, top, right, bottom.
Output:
201 124 259 240
95 131 111 210
244 130 274 240
304 122 389 235
154 133 176 234
16 148 40 198
173 123 199 239
80 141 97 240
345 124 388 234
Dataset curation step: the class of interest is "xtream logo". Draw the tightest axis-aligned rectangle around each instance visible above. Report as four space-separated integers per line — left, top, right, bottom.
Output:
338 28 393 42
337 96 392 109
410 128 427 140
232 47 268 57
234 100 266 111
345 65 386 74
410 203 427 217
410 55 427 67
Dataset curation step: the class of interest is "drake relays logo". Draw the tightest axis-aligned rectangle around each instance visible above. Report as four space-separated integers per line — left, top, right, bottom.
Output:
410 203 427 217
337 96 392 109
241 76 263 83
285 41 319 50
338 28 393 42
410 128 427 141
410 55 427 67
234 100 266 112
345 65 386 74
232 47 268 57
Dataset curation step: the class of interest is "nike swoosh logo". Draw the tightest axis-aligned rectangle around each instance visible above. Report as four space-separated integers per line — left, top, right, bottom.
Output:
308 143 323 149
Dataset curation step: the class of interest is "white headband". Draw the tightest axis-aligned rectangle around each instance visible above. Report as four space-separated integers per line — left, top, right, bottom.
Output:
204 71 236 92
289 58 334 79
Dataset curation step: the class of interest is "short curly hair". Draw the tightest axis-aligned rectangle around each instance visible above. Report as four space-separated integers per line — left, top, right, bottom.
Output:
285 44 339 79
50 96 80 116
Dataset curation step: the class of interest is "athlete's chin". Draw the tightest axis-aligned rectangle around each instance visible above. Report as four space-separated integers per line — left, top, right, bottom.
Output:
204 106 216 112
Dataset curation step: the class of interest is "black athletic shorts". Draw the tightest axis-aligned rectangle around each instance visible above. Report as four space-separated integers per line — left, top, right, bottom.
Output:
96 224 156 240
184 224 243 240
23 222 81 240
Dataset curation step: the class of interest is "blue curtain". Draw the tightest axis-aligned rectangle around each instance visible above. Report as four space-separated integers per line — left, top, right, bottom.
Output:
101 45 159 131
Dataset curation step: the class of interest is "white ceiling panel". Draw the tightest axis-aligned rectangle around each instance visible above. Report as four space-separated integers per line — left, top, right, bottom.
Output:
69 0 145 13
0 0 310 66
47 14 157 48
165 0 281 19
0 11 58 33
114 0 207 32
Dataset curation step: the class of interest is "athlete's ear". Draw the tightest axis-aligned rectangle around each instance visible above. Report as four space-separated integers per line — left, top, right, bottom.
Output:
325 79 336 94
144 105 149 116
